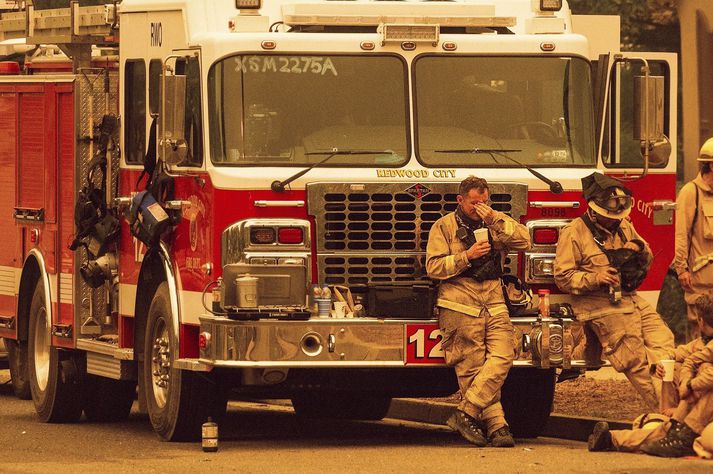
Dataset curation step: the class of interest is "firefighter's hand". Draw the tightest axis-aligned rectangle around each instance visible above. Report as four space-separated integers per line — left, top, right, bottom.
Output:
474 203 495 224
678 271 693 291
662 407 676 417
466 241 491 260
654 363 665 379
595 267 619 286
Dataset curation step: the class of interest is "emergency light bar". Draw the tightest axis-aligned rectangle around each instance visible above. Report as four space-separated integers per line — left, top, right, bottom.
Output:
379 24 439 45
538 0 563 12
282 2 516 29
236 0 261 9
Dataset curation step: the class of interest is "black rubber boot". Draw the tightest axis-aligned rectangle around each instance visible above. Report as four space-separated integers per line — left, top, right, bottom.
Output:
446 410 487 447
588 421 613 452
489 426 515 447
641 420 698 458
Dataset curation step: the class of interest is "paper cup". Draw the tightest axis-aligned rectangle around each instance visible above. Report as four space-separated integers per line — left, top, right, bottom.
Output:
474 228 489 243
660 359 675 382
333 301 348 318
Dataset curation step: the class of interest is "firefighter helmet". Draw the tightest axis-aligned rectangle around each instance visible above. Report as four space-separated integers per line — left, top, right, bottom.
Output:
581 173 633 220
698 138 713 162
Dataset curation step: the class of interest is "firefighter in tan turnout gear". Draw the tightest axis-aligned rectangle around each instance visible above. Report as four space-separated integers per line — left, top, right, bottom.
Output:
675 138 713 340
588 293 713 458
426 176 531 447
554 173 675 411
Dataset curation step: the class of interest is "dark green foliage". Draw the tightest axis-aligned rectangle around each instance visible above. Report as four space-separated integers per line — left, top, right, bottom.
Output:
569 0 680 52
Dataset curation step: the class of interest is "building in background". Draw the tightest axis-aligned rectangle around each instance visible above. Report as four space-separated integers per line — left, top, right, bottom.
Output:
679 0 713 183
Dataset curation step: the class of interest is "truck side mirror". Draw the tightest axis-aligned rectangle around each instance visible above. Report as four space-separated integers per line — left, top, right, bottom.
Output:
161 73 188 165
633 75 670 167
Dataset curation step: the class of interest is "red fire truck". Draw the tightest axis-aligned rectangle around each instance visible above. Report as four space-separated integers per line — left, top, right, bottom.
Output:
0 0 677 441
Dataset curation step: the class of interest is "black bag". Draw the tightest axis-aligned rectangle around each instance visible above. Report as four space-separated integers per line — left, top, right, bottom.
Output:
500 275 534 316
129 191 170 246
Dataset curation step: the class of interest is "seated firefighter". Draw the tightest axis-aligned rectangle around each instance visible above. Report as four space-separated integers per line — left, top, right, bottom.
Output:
554 173 675 410
588 293 713 458
426 175 531 448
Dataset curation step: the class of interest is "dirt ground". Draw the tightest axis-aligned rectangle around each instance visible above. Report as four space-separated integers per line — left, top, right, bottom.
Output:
552 377 651 421
435 375 651 422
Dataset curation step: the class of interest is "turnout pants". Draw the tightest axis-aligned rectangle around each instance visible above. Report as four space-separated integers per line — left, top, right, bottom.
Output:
585 304 673 411
672 390 713 435
587 312 660 411
611 419 670 452
438 308 515 435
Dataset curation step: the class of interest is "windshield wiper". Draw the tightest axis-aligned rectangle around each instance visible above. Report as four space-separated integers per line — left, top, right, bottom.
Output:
271 148 395 193
435 148 563 194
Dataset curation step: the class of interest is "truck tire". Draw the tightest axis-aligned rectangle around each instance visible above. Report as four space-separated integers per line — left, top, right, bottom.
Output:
291 392 392 420
143 283 226 441
500 368 556 438
83 374 136 422
5 338 32 399
27 283 83 423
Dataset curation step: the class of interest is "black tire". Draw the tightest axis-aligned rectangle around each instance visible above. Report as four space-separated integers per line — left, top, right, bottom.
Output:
501 368 556 438
143 282 226 441
291 392 392 421
5 338 32 399
83 374 136 422
27 283 83 423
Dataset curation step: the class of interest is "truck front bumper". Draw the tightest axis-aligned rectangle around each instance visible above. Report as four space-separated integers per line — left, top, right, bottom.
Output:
194 315 579 370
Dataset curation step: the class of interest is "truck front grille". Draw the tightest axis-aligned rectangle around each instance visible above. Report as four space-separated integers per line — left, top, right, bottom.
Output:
307 182 527 284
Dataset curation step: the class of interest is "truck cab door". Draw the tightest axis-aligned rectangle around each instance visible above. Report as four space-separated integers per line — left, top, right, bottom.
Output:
596 52 678 302
158 51 211 333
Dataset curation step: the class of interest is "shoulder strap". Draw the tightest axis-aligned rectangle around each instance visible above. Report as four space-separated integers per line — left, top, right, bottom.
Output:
686 184 700 264
691 184 700 235
580 213 607 251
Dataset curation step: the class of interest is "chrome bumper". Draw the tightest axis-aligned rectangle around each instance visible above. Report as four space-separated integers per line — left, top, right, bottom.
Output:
197 315 576 369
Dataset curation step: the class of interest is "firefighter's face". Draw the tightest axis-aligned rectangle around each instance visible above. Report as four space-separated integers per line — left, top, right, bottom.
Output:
458 188 489 220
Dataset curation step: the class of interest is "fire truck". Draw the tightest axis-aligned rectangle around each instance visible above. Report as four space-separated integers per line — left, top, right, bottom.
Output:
0 0 677 441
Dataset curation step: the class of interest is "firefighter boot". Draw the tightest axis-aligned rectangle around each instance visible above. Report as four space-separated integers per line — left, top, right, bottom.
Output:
489 426 515 447
641 420 698 457
446 410 487 447
588 422 613 452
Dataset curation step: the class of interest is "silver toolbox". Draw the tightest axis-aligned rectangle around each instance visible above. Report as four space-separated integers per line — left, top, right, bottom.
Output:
222 263 307 309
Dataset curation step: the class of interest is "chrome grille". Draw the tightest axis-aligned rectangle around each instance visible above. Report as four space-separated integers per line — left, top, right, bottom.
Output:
307 182 527 284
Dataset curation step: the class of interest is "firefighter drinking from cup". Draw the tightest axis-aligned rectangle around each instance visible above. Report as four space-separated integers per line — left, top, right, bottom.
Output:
426 176 531 447
554 173 675 410
588 293 713 457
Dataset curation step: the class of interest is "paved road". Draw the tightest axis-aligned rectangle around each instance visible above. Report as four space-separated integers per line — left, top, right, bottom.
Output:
1 370 710 473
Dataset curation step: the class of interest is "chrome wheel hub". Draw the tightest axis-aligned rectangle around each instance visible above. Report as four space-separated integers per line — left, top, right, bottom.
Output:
150 318 171 408
33 307 50 391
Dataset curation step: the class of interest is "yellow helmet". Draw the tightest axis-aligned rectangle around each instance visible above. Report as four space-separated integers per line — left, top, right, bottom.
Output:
632 413 668 430
699 138 713 162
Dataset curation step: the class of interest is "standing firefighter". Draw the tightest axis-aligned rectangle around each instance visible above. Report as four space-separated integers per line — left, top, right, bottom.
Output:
426 176 531 447
554 173 675 410
674 138 713 340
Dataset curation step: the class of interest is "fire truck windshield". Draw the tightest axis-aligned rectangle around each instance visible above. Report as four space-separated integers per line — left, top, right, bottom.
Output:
207 54 409 167
414 55 596 168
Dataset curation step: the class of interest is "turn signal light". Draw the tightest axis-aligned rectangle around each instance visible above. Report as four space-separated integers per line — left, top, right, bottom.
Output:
199 332 211 349
250 227 276 244
533 228 559 245
278 227 304 244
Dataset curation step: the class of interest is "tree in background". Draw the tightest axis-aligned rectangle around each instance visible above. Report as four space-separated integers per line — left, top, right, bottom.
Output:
569 0 680 52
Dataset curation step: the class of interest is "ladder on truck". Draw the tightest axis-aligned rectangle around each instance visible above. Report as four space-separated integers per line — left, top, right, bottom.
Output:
0 1 118 68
